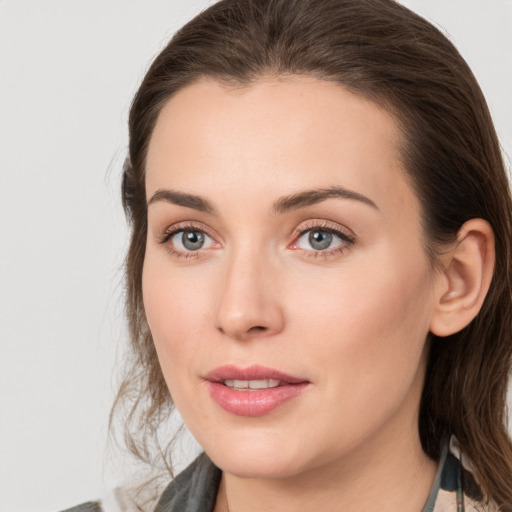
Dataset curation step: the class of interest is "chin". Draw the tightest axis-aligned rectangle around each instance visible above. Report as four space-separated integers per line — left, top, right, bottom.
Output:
199 429 321 480
210 450 307 480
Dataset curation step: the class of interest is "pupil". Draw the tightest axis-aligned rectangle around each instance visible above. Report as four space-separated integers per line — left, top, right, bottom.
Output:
182 231 204 250
309 230 332 250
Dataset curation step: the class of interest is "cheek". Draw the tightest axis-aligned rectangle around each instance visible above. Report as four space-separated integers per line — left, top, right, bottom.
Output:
291 248 434 400
142 252 212 383
279 260 433 461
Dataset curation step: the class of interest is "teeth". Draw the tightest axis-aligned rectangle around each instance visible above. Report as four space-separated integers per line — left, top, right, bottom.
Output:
249 379 280 389
223 379 281 390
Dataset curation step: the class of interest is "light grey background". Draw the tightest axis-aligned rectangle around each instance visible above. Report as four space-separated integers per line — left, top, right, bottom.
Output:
1 1 511 511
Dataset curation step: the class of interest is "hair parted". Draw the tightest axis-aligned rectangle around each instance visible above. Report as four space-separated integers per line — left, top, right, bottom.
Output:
113 0 512 507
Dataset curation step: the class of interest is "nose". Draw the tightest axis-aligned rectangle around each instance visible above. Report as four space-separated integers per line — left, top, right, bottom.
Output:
215 249 285 341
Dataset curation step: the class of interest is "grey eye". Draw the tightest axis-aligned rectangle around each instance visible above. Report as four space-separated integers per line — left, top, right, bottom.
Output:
309 230 332 250
171 230 213 251
297 229 343 251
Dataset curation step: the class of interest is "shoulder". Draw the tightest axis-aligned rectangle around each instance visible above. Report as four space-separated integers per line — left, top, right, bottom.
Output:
60 453 221 512
58 479 163 512
428 436 500 512
154 453 221 512
60 502 102 512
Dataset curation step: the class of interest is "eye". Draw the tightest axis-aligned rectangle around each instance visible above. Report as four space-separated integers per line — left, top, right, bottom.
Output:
290 222 355 257
297 229 343 251
170 229 214 252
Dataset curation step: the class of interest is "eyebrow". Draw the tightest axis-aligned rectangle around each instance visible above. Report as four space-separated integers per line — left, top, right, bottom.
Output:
271 186 379 214
148 189 215 213
147 186 378 214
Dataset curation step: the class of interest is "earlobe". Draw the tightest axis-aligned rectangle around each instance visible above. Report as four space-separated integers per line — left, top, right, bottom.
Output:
429 219 495 337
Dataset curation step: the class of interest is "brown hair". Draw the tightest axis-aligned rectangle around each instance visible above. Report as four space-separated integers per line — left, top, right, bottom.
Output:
114 0 512 507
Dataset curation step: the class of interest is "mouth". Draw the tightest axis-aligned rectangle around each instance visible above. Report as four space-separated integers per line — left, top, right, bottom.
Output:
204 365 310 417
222 378 281 390
205 364 308 385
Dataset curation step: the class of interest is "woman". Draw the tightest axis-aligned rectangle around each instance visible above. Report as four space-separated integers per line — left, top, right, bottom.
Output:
65 0 512 510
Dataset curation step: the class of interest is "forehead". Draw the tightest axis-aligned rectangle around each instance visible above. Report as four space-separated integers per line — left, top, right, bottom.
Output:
145 76 418 221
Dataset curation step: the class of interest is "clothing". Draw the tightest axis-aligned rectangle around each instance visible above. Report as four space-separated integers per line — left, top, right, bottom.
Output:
61 437 496 512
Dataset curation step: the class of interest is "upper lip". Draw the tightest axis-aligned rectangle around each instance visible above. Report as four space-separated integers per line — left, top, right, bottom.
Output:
204 364 308 385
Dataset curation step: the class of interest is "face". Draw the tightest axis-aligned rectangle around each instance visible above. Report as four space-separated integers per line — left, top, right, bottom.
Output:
143 77 439 479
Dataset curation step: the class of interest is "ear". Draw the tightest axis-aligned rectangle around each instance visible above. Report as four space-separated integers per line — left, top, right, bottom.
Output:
429 219 495 337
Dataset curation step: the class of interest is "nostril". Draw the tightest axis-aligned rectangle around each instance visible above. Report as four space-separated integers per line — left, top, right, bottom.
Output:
248 326 267 333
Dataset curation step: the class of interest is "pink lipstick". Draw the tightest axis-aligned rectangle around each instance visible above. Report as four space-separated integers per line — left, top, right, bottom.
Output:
204 365 310 417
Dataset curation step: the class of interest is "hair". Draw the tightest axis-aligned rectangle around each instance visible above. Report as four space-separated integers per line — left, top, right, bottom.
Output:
113 0 512 507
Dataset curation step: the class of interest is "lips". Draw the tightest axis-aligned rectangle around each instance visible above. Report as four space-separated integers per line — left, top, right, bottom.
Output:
204 365 310 417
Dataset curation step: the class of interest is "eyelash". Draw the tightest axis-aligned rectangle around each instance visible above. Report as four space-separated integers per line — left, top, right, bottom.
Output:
158 221 215 260
158 220 355 260
291 221 355 259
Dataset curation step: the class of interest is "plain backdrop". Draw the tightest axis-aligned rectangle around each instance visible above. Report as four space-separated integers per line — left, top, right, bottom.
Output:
1 1 511 511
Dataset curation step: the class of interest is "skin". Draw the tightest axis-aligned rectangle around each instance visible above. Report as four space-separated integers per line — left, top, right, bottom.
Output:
143 77 442 512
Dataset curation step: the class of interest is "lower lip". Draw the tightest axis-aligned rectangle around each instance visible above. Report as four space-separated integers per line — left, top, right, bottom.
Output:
206 381 309 417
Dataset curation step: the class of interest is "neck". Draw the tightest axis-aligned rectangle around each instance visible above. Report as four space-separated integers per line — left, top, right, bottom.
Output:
216 431 436 512
214 410 437 512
